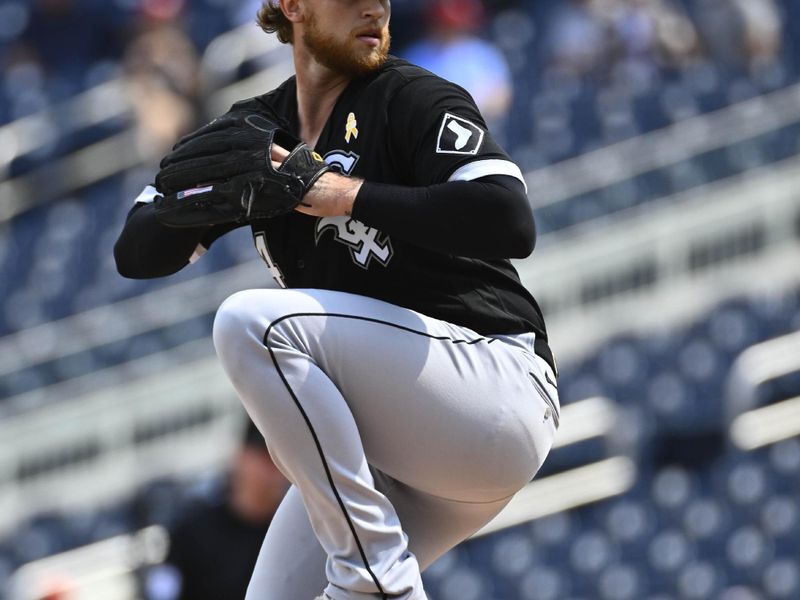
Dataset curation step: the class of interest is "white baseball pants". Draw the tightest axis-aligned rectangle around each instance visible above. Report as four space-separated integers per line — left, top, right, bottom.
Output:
212 288 559 600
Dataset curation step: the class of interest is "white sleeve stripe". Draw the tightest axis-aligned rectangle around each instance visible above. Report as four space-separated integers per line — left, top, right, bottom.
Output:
134 185 159 205
189 244 207 264
447 160 528 193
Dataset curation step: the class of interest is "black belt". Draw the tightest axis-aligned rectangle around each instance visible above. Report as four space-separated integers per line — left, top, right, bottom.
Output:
535 337 559 379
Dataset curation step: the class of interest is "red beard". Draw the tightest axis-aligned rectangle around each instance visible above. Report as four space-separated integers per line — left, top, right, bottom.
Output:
303 12 391 78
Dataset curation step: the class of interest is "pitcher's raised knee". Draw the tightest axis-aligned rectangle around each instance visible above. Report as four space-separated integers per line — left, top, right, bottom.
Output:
212 290 273 363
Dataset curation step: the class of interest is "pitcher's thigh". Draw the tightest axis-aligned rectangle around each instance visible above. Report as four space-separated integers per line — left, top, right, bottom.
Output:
302 315 544 502
222 288 546 502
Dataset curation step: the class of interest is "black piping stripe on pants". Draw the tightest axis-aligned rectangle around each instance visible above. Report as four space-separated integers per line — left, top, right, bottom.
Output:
262 312 492 600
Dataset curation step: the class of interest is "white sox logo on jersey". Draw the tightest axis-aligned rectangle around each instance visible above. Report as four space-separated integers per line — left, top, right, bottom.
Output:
315 217 393 269
314 148 394 269
436 113 484 155
324 150 360 175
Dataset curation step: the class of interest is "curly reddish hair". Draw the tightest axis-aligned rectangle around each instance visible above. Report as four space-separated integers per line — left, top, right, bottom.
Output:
256 1 293 44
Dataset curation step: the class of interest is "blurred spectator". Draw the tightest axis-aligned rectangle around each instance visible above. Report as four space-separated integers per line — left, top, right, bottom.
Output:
122 1 201 158
546 0 700 82
609 0 701 71
694 0 783 71
401 0 513 130
734 0 783 67
143 421 288 600
544 0 612 78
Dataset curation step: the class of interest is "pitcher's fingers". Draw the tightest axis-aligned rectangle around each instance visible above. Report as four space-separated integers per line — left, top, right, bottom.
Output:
271 143 290 162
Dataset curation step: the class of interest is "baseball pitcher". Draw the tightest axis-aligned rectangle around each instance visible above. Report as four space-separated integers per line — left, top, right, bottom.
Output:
115 1 560 599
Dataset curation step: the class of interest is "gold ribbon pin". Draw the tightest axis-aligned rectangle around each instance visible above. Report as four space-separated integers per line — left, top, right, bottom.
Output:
345 113 359 143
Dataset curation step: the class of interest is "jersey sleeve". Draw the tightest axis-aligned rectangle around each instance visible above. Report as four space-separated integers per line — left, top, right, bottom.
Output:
386 75 526 189
130 184 238 263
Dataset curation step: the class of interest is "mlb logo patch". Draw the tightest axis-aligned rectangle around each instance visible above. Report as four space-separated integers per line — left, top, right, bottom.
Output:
436 113 484 155
177 185 214 199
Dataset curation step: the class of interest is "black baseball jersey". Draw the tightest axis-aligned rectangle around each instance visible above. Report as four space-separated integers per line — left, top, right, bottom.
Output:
220 56 547 338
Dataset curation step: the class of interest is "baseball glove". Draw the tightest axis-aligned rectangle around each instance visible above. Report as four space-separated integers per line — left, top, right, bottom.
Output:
153 110 331 227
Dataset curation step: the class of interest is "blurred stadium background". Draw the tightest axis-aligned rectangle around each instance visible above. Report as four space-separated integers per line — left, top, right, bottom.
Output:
1 0 799 598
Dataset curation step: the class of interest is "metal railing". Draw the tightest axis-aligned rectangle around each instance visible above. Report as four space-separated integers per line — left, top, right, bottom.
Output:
524 83 800 208
520 155 800 361
727 330 800 450
8 526 167 600
0 260 267 382
0 339 244 537
0 79 131 178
